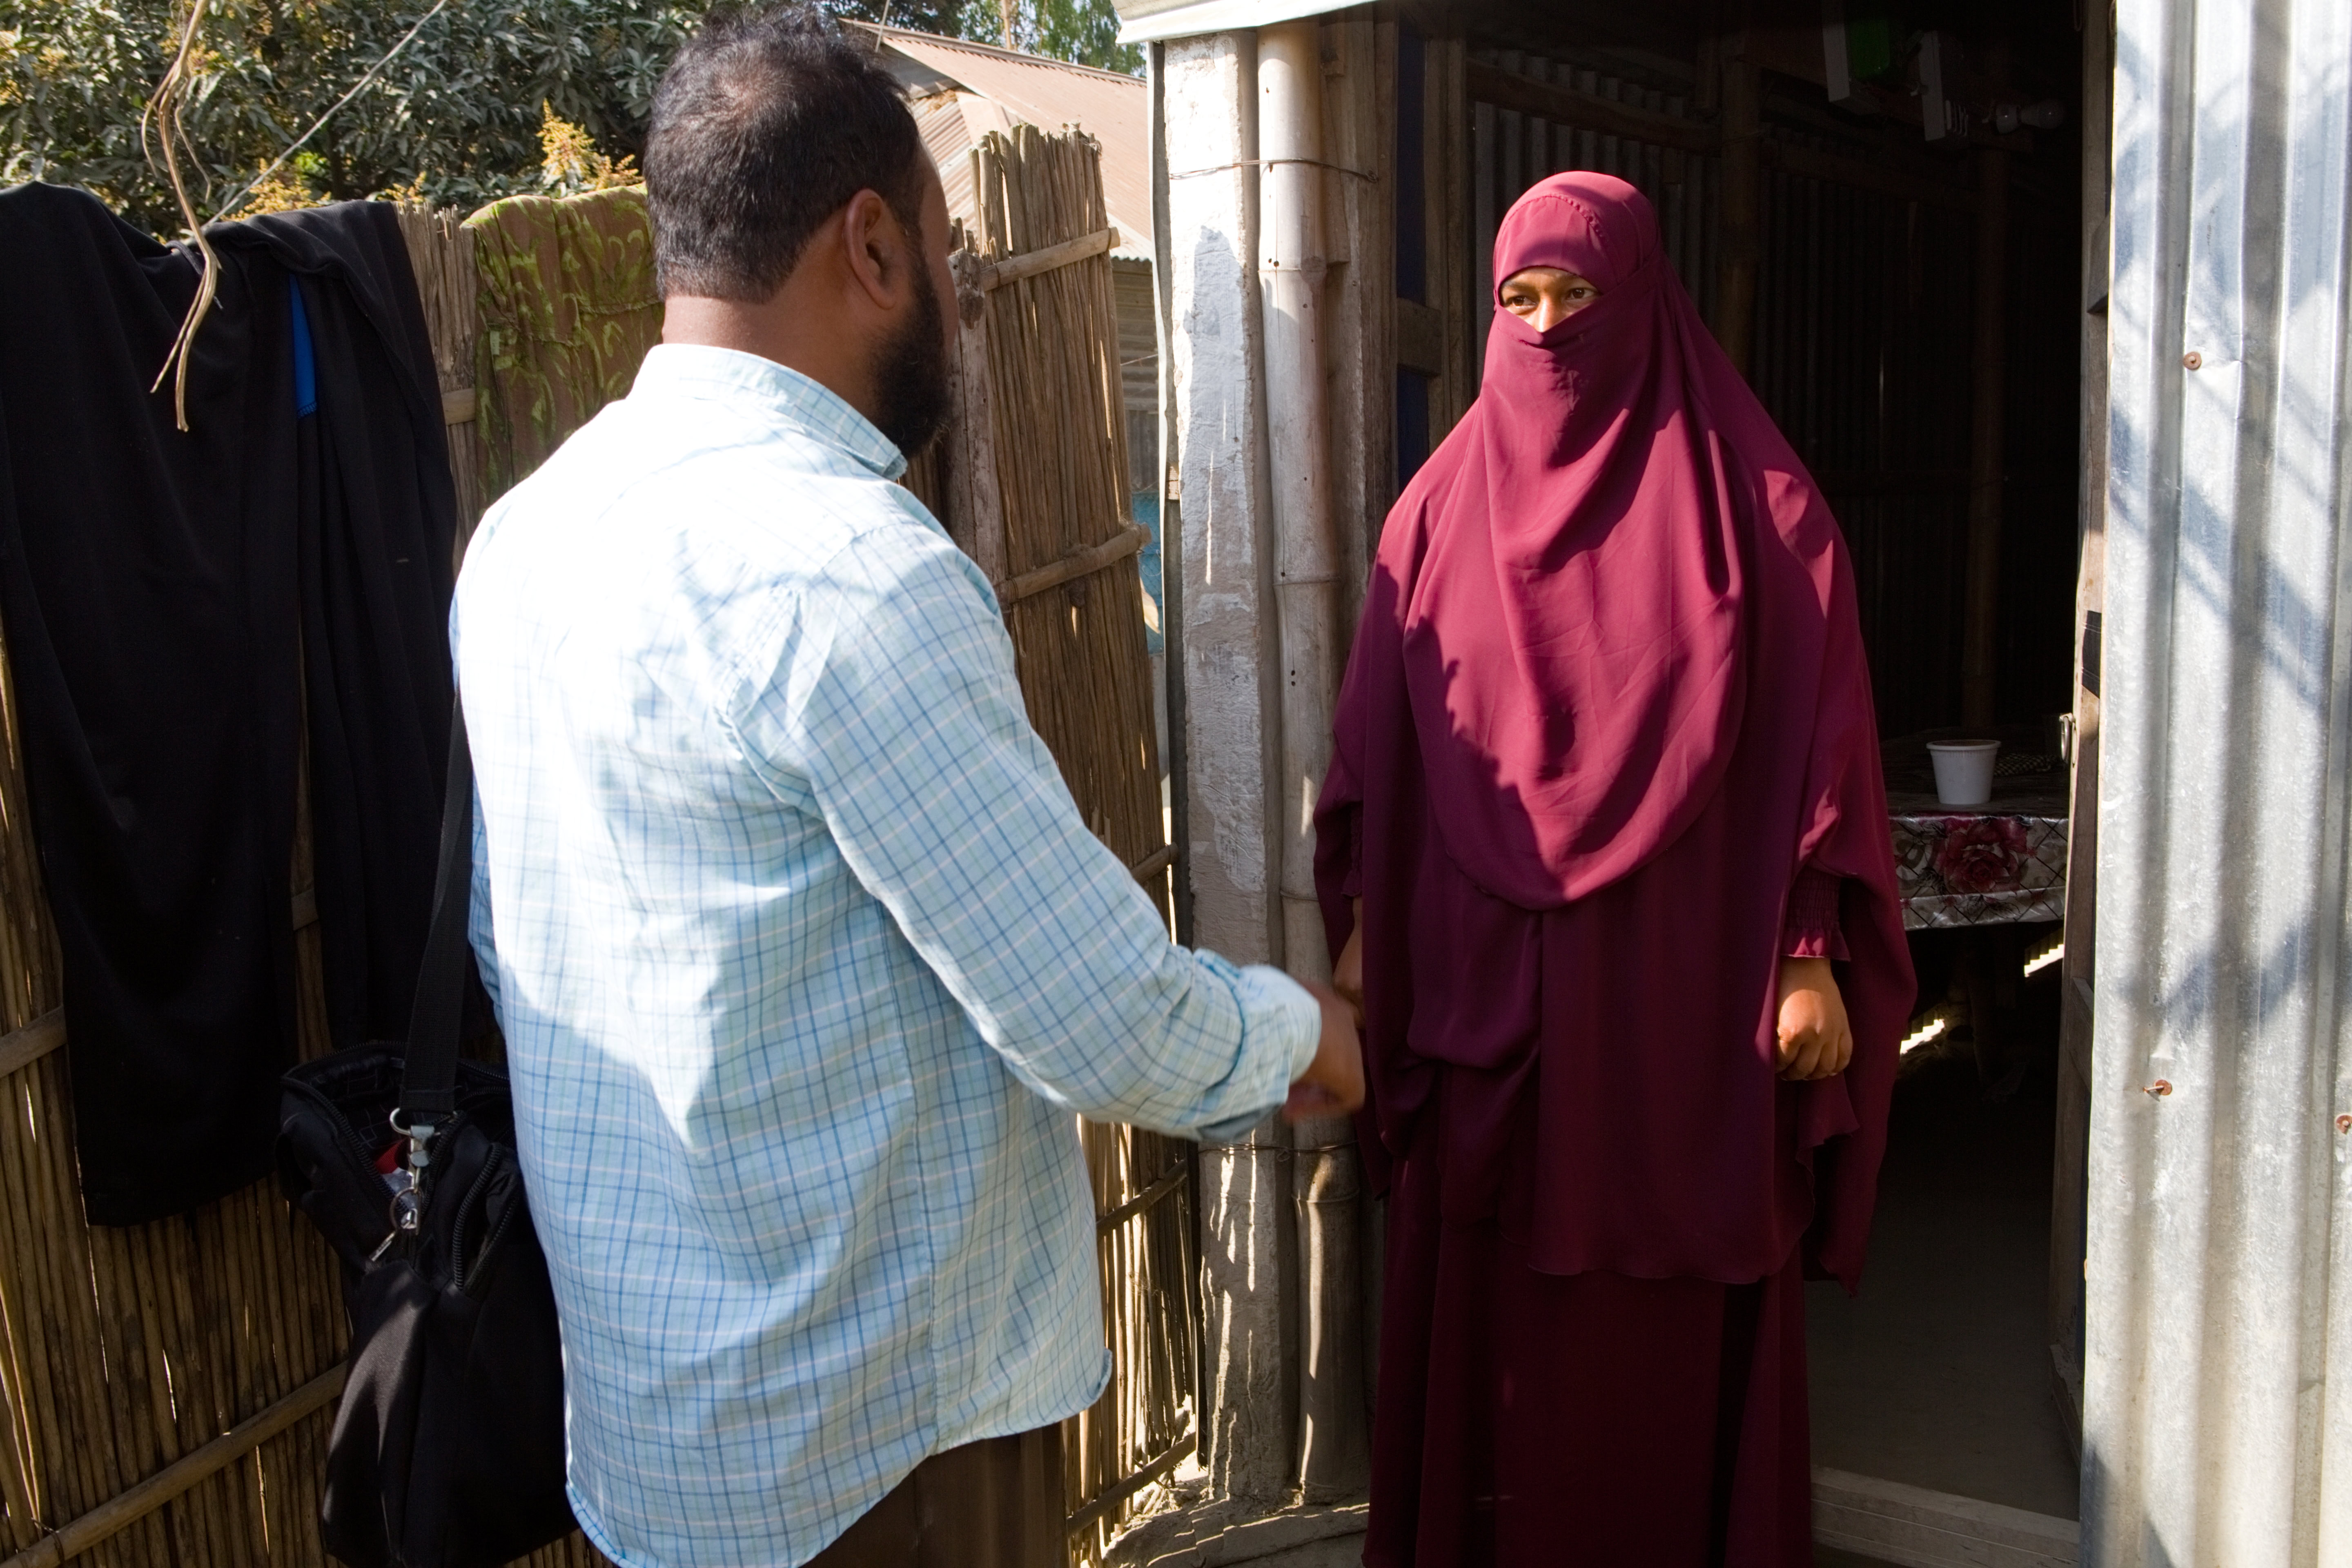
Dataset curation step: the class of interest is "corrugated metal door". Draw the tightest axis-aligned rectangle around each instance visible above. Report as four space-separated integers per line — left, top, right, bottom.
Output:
2087 0 2352 1561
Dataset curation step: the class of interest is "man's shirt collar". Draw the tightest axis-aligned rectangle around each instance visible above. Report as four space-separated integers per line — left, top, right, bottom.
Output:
630 343 909 481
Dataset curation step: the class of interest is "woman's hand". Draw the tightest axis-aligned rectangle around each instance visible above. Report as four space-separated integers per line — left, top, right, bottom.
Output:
1332 899 1365 1025
1285 981 1366 1120
1775 956 1852 1081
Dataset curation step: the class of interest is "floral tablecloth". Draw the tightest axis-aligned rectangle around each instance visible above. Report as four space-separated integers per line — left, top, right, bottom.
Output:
1883 761 2069 929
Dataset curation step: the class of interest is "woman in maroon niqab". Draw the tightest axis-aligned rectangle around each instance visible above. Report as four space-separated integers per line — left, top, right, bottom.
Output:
1316 174 1913 1564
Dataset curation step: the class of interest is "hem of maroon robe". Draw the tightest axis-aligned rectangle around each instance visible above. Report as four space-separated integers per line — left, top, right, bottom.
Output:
1365 1133 1815 1568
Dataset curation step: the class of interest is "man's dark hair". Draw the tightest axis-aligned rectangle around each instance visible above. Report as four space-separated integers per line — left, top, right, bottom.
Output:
645 5 929 301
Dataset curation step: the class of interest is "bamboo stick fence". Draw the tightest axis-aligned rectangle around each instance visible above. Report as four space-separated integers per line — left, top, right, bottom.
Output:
0 125 1187 1568
0 564 354 1568
0 215 615 1568
949 126 1195 1564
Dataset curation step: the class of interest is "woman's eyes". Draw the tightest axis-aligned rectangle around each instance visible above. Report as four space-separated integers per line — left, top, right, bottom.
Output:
1504 289 1592 314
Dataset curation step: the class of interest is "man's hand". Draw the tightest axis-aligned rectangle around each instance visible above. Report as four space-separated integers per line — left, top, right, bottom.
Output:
1285 980 1366 1120
1775 956 1852 1081
1331 898 1365 1023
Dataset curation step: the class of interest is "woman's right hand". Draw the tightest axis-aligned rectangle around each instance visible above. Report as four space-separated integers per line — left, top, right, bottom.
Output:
1285 981 1365 1120
1332 899 1365 1024
1775 956 1852 1081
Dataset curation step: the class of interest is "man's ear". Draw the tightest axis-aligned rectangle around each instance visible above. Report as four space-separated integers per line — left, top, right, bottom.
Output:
840 188 908 312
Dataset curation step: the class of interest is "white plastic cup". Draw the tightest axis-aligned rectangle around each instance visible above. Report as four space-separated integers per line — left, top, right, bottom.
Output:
1927 740 2001 807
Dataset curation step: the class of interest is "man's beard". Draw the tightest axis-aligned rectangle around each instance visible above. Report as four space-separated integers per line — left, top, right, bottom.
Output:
871 265 953 459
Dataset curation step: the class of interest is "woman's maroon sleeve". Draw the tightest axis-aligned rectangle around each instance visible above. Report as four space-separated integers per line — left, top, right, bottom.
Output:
1782 866 1851 960
1314 744 1365 959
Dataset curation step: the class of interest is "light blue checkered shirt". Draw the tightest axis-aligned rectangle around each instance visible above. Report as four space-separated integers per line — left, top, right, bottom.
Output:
454 345 1317 1568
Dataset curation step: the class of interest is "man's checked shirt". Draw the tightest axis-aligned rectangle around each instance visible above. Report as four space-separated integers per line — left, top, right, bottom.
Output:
454 345 1317 1568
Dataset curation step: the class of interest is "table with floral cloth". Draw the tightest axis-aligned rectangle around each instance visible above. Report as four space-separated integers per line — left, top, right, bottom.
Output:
1882 743 2069 930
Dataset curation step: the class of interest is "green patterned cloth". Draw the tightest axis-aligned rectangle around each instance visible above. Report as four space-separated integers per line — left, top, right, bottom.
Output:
466 186 663 500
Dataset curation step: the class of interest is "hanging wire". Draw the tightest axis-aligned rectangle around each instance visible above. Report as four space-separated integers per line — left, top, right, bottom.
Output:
207 0 453 227
142 0 220 432
143 0 454 431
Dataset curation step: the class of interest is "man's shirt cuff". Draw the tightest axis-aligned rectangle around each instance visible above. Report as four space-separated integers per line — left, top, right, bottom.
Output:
1192 963 1321 1145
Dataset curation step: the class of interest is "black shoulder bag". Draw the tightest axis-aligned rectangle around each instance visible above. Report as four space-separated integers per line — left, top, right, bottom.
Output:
277 704 576 1568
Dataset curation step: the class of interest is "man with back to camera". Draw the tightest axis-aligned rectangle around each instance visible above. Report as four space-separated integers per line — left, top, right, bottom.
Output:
451 7 1365 1566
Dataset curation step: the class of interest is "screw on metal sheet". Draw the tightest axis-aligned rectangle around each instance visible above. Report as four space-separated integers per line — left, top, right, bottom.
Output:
2143 1080 2173 1098
2337 1113 2351 1135
2183 351 2203 370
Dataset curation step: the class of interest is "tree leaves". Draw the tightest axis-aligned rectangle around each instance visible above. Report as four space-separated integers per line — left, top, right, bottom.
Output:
4 0 697 234
2 0 1138 238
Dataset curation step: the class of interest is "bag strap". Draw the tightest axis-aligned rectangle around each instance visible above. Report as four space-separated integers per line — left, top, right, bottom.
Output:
398 697 475 1128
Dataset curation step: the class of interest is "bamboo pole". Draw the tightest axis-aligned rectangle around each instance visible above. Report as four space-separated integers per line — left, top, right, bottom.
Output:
395 205 487 550
1258 20 1368 1504
1960 147 2011 731
997 524 1149 608
0 1017 57 1082
1714 45 1763 376
949 244 1008 584
978 226 1118 291
1430 37 1474 437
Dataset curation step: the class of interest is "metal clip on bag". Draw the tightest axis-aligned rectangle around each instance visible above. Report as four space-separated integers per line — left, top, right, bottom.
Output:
277 703 574 1568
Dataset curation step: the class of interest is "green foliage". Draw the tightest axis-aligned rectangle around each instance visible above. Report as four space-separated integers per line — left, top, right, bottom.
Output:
1028 0 1132 75
898 0 1137 75
817 0 969 40
2 0 697 235
0 0 1134 240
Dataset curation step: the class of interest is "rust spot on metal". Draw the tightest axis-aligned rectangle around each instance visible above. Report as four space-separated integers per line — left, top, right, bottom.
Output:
2144 1080 2173 1098
2336 1113 2351 1135
2183 351 2203 370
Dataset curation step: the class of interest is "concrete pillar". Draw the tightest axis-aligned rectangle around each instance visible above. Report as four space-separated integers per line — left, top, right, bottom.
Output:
1257 22 1370 1502
1162 30 1296 1506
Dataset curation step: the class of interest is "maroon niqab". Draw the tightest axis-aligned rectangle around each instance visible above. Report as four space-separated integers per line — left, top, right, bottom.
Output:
1422 173 1747 909
1316 174 1914 1288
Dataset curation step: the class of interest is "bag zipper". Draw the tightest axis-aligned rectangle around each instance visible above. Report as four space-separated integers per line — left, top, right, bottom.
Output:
448 1142 503 1295
462 1185 524 1301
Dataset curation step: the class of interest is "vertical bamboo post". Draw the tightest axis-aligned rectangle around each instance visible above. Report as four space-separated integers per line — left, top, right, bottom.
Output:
1429 36 1473 436
2049 0 2111 1416
1257 24 1339 989
949 241 1007 587
1259 18 1369 1503
1713 42 1762 377
1961 147 2011 731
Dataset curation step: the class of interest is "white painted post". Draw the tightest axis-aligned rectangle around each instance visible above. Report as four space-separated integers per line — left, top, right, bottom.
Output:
1163 30 1296 1506
1258 19 1368 1501
1257 26 1339 989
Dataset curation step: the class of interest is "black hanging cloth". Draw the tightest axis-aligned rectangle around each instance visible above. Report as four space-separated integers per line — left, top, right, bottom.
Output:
224 205 460 1060
0 184 455 1225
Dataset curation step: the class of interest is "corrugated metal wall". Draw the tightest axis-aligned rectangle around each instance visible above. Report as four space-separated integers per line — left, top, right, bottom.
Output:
2086 0 2352 1561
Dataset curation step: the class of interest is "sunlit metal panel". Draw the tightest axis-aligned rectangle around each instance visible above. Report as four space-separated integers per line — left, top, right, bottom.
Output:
2087 0 2352 1561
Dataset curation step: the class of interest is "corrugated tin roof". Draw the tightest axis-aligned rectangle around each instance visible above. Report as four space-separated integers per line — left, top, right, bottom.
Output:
867 27 1151 258
911 91 1016 249
2088 0 2352 1560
